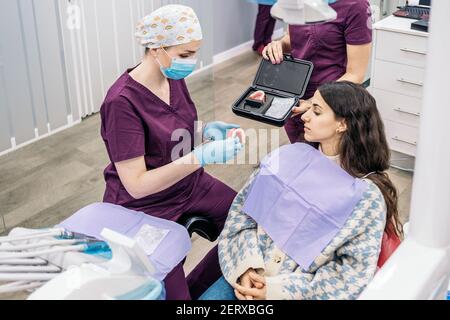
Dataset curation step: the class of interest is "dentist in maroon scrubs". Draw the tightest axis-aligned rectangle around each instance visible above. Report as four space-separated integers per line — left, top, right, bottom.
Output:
263 0 373 143
99 5 243 300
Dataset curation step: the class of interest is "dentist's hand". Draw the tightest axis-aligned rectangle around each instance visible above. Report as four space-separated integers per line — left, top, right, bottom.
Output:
262 40 284 64
203 121 240 141
193 137 243 167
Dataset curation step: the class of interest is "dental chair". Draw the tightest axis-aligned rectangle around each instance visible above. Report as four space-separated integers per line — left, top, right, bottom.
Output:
377 232 401 269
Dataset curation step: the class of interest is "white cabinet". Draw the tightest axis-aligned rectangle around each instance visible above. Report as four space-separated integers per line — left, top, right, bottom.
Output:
369 16 429 157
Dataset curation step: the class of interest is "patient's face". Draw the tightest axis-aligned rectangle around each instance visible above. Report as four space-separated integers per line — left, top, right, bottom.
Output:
301 91 342 144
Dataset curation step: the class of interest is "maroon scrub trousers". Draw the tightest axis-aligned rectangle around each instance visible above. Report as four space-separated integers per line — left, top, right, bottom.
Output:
253 4 276 52
284 0 373 143
100 68 236 300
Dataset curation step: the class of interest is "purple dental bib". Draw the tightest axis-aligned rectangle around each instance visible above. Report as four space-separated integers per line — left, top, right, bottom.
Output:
57 203 191 281
242 143 368 269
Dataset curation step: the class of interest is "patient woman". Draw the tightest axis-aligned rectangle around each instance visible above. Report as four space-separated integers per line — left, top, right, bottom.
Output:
199 81 403 300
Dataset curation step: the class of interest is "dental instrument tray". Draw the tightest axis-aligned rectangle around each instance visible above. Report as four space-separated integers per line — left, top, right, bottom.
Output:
232 54 313 127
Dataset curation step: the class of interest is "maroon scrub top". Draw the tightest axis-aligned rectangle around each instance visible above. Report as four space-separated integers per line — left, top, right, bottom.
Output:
289 0 373 99
100 67 215 220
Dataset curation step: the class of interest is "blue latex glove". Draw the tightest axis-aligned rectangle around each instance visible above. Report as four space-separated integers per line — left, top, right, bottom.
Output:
203 121 240 141
193 137 243 167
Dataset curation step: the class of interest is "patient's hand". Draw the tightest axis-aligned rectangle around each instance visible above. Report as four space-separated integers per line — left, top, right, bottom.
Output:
238 268 258 300
235 270 266 300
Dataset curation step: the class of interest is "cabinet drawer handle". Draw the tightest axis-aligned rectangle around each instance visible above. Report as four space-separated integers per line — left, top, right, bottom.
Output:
397 78 423 87
394 107 420 117
392 136 417 146
400 48 427 55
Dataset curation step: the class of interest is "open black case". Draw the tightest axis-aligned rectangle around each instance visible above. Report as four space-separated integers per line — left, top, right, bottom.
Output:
232 55 313 127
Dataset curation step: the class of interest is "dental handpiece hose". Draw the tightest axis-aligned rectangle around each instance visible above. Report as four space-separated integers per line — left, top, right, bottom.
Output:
0 244 88 260
0 241 109 260
0 228 66 244
0 239 82 251
0 281 44 294
0 273 58 281
0 258 47 265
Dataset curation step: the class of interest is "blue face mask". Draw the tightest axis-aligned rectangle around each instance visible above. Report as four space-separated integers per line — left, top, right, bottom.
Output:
157 48 197 80
327 0 338 3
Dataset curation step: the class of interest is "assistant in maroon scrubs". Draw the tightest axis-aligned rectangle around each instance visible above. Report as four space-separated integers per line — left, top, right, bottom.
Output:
253 3 277 54
263 0 373 143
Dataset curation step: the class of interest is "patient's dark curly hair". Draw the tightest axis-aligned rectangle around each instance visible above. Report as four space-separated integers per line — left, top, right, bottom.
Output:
318 81 403 237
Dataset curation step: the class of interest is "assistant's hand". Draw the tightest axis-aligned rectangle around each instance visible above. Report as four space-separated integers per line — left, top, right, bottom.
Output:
262 40 284 64
193 137 243 167
203 121 240 141
290 99 311 118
